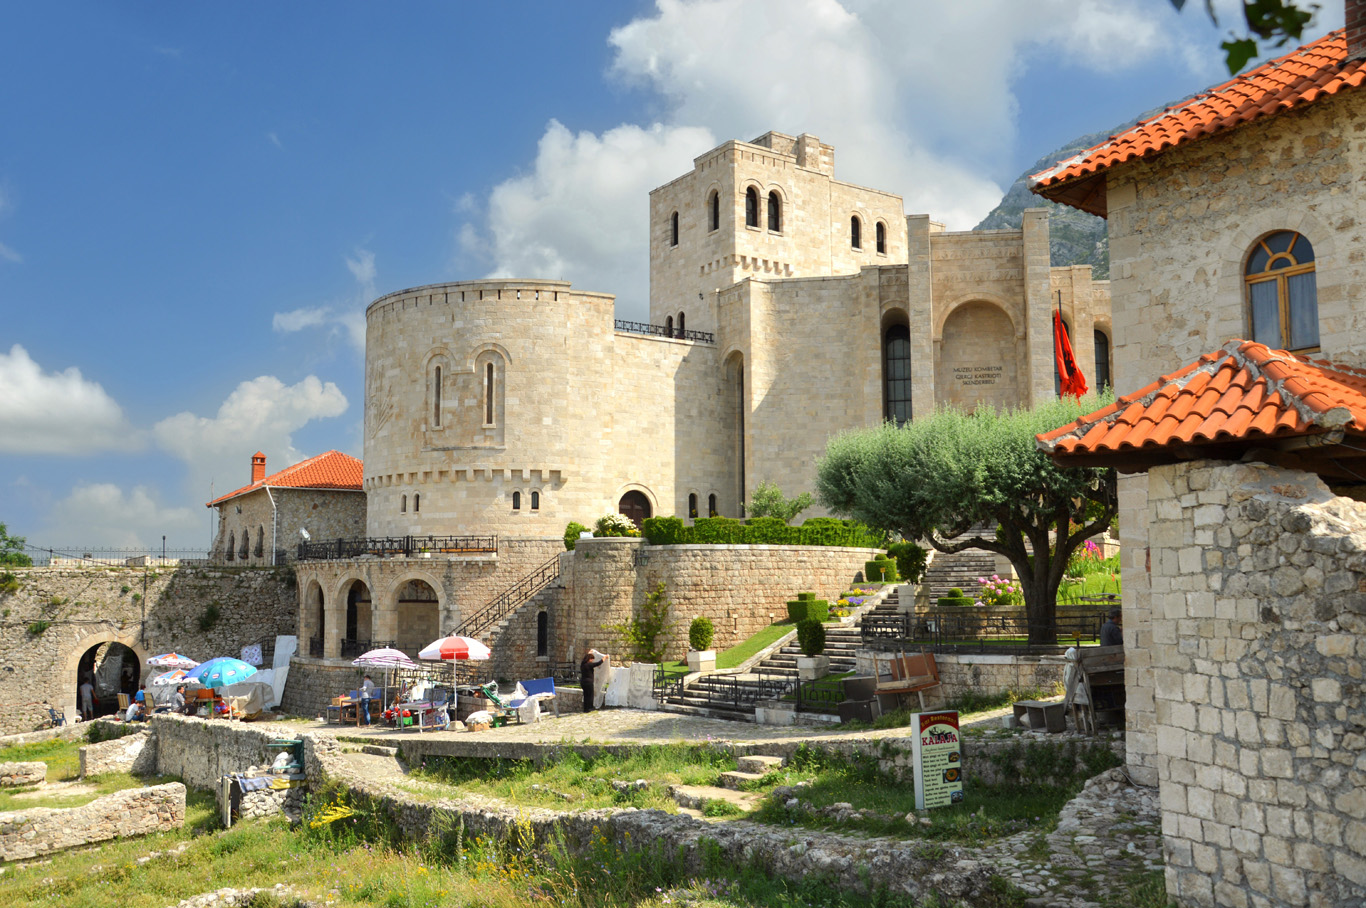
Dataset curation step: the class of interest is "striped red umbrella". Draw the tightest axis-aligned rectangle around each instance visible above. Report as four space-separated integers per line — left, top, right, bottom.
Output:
418 635 491 661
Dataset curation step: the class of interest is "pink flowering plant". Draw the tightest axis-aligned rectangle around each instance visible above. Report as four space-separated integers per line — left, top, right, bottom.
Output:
974 574 1024 607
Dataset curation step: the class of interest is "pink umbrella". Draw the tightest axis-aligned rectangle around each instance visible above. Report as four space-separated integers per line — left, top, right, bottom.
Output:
418 635 491 661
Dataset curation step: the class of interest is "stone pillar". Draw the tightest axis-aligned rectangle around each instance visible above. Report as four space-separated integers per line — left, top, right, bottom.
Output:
1021 209 1054 407
323 598 344 660
905 215 936 419
1120 471 1156 786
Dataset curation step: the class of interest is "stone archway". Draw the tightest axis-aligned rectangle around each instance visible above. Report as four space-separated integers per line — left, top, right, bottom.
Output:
342 579 373 659
394 578 441 657
62 631 147 722
936 301 1021 412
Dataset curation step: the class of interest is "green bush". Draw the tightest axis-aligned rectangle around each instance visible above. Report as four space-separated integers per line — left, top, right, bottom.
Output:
864 558 898 583
688 616 714 652
786 592 830 623
886 542 928 584
594 513 639 538
640 515 883 548
198 603 221 632
797 619 826 657
563 521 589 551
27 620 50 636
937 586 975 608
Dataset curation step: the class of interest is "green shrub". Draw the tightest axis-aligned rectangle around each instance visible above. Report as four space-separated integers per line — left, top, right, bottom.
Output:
786 592 830 623
593 513 640 538
688 616 714 651
642 516 686 545
690 516 746 544
864 558 898 583
563 521 589 551
937 586 975 608
639 515 884 548
607 582 676 663
797 619 826 657
948 587 963 597
198 603 221 632
27 620 50 636
0 571 18 594
886 542 928 584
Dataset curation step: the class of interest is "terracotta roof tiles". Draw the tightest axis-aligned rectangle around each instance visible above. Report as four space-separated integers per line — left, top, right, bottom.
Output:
1031 31 1366 215
1037 340 1366 467
206 450 363 507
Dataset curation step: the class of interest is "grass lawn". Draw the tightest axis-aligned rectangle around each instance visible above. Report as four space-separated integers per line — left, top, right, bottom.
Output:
660 619 798 676
0 736 85 782
1057 572 1122 603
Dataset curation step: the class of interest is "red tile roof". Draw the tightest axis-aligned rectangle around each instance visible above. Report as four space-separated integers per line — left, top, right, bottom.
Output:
1037 340 1366 469
206 450 363 507
1031 30 1366 216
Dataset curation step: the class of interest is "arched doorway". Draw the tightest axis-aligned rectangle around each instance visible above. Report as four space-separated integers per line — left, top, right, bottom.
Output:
618 490 652 528
76 641 141 719
937 301 1020 412
342 580 373 659
395 579 440 657
303 580 325 657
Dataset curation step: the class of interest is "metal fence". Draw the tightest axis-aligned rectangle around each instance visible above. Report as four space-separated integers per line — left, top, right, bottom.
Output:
21 545 212 568
860 610 1107 652
614 319 715 344
297 535 498 561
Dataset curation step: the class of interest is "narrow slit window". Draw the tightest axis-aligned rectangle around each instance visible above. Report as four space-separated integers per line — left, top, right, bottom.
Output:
709 191 719 231
484 362 495 425
531 491 540 510
688 493 698 519
678 312 685 337
745 187 759 228
876 222 886 254
665 315 674 336
401 494 407 513
708 493 718 517
414 493 420 513
433 366 442 427
851 216 861 249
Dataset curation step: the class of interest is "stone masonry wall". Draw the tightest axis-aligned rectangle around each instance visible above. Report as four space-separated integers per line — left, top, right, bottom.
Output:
1145 460 1366 908
150 714 290 791
0 762 45 787
557 538 883 664
278 659 366 718
80 730 157 778
0 566 296 735
0 782 185 861
933 653 1067 700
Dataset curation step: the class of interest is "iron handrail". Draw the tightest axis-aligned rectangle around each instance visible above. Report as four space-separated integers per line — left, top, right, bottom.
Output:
614 319 715 344
860 611 1106 651
457 554 561 639
297 535 498 561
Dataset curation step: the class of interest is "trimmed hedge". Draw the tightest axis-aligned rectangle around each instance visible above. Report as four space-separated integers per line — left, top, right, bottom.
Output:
786 591 830 623
641 516 883 548
689 616 714 652
797 618 826 657
864 558 898 583
886 541 928 584
938 586 974 607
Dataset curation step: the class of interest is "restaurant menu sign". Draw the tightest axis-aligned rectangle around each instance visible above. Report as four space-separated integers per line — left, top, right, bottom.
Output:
911 710 963 809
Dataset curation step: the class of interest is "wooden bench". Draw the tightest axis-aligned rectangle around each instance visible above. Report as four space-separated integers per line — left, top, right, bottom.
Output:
1065 645 1125 735
874 652 942 711
1013 699 1066 733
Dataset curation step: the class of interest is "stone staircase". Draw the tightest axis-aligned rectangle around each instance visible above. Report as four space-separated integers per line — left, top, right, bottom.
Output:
922 549 998 605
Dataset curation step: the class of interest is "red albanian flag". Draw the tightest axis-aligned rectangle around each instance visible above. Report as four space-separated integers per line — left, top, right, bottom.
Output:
1054 311 1088 399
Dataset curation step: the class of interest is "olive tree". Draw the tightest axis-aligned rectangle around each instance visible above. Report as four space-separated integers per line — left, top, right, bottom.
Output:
816 396 1116 643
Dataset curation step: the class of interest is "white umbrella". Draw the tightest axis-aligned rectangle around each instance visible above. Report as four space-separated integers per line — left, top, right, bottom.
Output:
418 635 491 661
147 652 200 669
352 647 416 669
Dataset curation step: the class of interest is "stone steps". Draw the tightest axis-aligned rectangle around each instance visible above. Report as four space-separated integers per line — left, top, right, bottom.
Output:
719 770 767 790
738 755 784 774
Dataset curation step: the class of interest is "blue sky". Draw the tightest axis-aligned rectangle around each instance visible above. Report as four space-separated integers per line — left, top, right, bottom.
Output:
0 0 1343 550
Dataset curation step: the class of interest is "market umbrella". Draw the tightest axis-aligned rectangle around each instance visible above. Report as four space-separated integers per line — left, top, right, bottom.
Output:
150 668 199 687
419 635 491 724
188 657 258 689
147 652 200 669
352 647 416 669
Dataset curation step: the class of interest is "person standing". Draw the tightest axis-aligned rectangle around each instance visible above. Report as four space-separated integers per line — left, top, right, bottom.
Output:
79 676 95 721
580 648 603 713
1100 607 1123 647
360 674 376 725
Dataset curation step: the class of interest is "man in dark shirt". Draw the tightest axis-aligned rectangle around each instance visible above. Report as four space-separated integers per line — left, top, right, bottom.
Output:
1100 608 1123 647
580 648 604 712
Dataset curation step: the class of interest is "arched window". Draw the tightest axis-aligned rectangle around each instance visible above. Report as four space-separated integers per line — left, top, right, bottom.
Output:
512 491 521 510
255 526 265 557
709 191 719 231
665 315 674 336
767 192 781 232
226 531 235 561
484 362 495 425
745 187 759 228
883 324 912 424
433 365 442 427
1094 330 1112 392
400 494 407 513
876 222 887 254
531 490 540 510
670 211 679 247
708 493 718 517
239 532 249 560
536 611 548 657
851 216 861 249
677 312 685 337
688 493 698 519
413 493 420 513
1246 230 1318 351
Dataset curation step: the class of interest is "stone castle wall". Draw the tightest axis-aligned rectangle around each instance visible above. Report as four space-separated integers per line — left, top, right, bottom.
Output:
0 782 185 861
0 566 296 735
1144 460 1366 907
1101 88 1366 792
556 538 882 664
211 486 365 565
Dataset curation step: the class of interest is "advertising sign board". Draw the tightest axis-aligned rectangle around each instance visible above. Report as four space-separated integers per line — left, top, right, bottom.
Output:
911 709 963 809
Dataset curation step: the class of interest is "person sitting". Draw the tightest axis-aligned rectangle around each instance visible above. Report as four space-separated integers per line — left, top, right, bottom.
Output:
1100 607 1123 647
170 685 187 714
124 698 145 722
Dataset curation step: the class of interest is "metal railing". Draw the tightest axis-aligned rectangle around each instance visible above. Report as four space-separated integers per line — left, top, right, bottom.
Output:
861 611 1106 652
339 638 371 660
457 554 561 639
297 535 498 561
614 319 715 344
654 667 842 715
23 544 211 568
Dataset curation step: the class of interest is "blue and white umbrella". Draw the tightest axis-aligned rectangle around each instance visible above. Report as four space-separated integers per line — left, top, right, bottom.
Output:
147 652 200 669
187 657 258 689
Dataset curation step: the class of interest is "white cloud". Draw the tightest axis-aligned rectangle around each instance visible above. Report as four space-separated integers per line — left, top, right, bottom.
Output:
153 374 348 504
0 242 20 264
39 483 202 550
0 344 140 454
271 248 375 350
268 131 283 149
459 0 1195 319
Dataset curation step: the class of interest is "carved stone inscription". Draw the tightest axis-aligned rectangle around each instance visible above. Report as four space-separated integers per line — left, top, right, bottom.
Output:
937 302 1020 412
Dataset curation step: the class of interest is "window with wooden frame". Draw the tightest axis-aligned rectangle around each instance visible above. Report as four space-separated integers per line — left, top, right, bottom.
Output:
745 187 759 228
1246 231 1319 351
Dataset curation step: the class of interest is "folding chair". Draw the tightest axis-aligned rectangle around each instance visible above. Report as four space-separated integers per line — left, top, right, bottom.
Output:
507 677 557 722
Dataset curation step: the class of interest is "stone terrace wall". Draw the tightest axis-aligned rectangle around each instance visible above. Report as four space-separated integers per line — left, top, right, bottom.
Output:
150 714 289 791
0 566 296 734
0 762 45 786
933 653 1067 700
1145 461 1366 908
279 659 366 718
0 782 185 861
80 730 157 777
557 539 882 663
